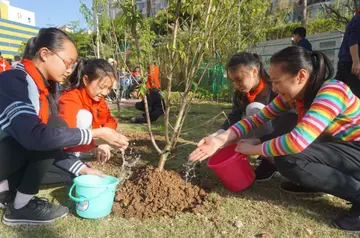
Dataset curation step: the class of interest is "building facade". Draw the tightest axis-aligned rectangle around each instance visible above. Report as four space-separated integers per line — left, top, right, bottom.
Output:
272 0 348 22
0 0 39 59
251 31 343 72
57 24 73 33
136 0 168 17
96 0 168 20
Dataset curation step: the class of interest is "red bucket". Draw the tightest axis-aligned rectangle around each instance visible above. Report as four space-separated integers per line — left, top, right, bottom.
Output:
207 143 255 192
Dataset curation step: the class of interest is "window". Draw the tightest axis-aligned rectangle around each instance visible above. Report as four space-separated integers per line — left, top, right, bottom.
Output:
28 17 31 23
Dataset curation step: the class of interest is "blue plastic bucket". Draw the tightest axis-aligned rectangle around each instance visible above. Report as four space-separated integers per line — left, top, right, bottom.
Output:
68 175 120 219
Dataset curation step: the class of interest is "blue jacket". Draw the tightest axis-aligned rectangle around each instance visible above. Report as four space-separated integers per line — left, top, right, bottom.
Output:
297 38 312 52
339 13 360 62
0 63 93 175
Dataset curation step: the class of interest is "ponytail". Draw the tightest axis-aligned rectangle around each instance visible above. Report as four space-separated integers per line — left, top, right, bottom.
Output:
270 46 334 109
67 59 87 89
303 51 334 108
23 37 37 60
252 53 270 82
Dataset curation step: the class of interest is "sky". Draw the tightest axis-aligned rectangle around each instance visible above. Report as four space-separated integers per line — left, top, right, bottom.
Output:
10 0 92 28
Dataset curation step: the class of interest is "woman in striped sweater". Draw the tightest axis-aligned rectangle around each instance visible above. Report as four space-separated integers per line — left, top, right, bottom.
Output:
199 52 298 182
189 46 360 232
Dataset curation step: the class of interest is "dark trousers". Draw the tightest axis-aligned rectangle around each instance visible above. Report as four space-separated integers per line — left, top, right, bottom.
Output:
0 137 57 194
0 116 76 194
259 111 360 203
135 90 165 122
41 164 73 185
335 62 360 98
41 116 74 185
120 86 130 99
275 141 360 203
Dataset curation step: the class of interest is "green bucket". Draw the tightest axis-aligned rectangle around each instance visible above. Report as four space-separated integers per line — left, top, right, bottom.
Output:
68 175 119 219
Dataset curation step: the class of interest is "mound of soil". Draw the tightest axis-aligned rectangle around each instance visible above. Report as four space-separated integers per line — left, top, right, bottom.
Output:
112 165 211 219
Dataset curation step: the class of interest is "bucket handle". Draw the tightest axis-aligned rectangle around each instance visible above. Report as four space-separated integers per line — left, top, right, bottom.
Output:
68 183 110 203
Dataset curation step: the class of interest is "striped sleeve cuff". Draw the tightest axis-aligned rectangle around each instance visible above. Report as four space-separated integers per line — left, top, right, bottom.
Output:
69 160 86 176
261 142 270 157
78 129 92 145
229 124 241 138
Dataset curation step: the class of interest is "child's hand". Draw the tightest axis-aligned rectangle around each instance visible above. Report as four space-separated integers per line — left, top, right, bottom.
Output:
92 128 129 150
95 144 112 165
79 167 106 177
189 136 224 162
235 140 262 155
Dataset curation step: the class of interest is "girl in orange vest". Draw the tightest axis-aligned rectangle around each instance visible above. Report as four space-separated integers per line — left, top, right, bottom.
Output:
59 59 119 165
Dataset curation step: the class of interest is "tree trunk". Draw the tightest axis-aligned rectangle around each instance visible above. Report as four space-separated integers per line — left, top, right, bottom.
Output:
147 0 152 17
143 92 162 154
164 0 181 145
95 13 101 58
131 0 142 72
157 152 169 171
301 0 307 27
354 0 358 12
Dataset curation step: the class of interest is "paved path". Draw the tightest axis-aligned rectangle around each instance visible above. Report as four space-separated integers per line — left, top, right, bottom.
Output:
107 99 141 110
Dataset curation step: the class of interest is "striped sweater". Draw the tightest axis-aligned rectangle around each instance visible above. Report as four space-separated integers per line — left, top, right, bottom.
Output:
230 79 360 157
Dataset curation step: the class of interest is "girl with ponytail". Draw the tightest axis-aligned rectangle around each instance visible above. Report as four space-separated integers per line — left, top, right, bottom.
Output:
197 52 298 182
0 28 128 226
190 46 360 232
59 59 120 166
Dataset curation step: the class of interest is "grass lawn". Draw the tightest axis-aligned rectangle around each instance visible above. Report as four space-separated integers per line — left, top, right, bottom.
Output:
0 101 357 238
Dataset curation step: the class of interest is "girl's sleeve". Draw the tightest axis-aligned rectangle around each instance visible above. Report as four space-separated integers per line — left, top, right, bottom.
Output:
230 95 291 138
58 92 82 128
261 81 349 157
0 71 92 151
100 102 117 130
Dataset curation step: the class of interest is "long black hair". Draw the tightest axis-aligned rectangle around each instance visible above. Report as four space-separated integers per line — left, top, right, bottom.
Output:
270 46 334 109
66 58 116 90
227 52 270 82
23 28 75 115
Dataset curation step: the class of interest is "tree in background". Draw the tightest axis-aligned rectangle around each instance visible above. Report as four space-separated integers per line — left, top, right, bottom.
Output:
322 0 355 27
302 0 307 27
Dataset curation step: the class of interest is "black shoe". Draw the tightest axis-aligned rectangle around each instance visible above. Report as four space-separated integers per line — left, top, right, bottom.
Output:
333 203 360 233
0 191 16 209
280 181 323 195
255 158 279 182
2 197 69 226
130 116 147 124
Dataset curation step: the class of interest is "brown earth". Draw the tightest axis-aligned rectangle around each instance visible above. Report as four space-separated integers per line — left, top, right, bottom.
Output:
112 165 217 219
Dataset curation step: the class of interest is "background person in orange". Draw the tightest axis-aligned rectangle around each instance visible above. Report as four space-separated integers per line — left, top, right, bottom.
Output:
0 53 11 73
146 62 160 89
130 62 165 123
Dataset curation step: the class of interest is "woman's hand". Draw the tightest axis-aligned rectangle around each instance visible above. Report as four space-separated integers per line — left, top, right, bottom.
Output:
197 129 226 147
79 166 106 177
92 128 129 150
235 139 263 155
94 144 112 165
189 136 225 162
